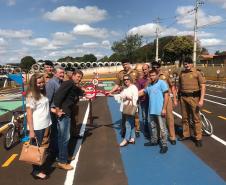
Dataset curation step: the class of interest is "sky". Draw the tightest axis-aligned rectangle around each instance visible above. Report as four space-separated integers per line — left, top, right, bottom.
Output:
0 0 226 65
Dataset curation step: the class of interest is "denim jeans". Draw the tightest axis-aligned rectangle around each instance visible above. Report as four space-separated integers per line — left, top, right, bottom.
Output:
149 115 167 147
139 101 149 137
124 115 135 141
31 128 46 175
57 115 71 163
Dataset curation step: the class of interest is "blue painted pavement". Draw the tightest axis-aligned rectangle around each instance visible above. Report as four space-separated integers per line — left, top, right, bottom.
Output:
108 97 226 185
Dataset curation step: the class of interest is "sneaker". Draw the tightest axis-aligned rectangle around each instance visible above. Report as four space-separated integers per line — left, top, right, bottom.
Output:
135 131 140 137
56 162 74 171
195 140 202 147
160 146 168 154
119 139 128 147
169 139 176 145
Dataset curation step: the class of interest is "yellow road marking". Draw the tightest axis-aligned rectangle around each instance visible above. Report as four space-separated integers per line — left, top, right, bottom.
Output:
202 109 212 114
2 154 18 167
218 116 226 121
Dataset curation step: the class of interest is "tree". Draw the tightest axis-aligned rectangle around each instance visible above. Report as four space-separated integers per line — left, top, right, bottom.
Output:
98 56 109 62
163 36 200 66
82 54 97 63
20 56 36 72
111 34 143 63
201 47 209 55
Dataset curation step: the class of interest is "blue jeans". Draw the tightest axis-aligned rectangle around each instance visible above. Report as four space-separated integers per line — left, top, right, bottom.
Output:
124 115 135 141
139 101 149 137
57 115 71 163
149 115 167 147
31 128 46 174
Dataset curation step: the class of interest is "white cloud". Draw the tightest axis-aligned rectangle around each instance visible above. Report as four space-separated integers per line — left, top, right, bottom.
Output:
43 6 107 24
101 40 111 48
200 38 223 46
0 38 7 46
81 40 111 49
22 38 50 47
0 29 32 39
176 6 223 28
72 24 109 39
128 23 157 37
177 31 214 38
82 42 99 48
6 0 16 6
52 32 75 46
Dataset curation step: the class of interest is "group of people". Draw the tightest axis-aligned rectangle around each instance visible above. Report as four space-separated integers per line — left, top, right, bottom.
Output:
108 57 206 154
24 57 206 179
26 60 84 180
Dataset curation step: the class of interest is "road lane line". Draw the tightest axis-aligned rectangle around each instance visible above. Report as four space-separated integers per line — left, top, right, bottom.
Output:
206 94 226 100
64 103 90 185
217 116 226 121
2 154 18 167
173 111 226 147
202 109 212 114
204 99 226 107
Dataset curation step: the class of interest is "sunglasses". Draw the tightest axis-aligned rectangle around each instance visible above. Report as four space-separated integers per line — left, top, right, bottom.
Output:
152 66 160 69
123 78 130 81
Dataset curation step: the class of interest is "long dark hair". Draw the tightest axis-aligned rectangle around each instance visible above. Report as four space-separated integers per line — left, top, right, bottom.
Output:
26 73 45 101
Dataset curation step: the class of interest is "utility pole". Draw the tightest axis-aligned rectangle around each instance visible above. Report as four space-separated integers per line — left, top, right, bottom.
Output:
155 17 160 62
193 0 204 67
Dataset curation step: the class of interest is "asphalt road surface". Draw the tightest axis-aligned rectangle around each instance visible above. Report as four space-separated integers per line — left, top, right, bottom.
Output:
0 81 226 185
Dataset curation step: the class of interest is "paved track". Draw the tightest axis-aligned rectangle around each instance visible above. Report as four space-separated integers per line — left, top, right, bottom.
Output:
0 81 226 185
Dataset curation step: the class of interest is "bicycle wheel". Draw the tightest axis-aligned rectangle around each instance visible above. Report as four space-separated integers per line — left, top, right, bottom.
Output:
201 115 213 136
4 125 16 150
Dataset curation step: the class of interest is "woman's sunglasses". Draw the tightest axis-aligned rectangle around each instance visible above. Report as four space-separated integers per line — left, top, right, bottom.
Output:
123 78 130 81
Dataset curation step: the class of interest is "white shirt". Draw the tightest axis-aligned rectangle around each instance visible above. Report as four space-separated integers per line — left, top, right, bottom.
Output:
115 84 138 112
26 94 52 130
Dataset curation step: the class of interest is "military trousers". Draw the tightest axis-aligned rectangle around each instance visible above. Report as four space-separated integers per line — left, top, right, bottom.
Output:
166 98 176 140
180 96 202 140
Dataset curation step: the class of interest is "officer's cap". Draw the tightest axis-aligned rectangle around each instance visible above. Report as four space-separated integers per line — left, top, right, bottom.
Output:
121 58 131 64
65 67 75 72
44 60 54 67
151 61 161 68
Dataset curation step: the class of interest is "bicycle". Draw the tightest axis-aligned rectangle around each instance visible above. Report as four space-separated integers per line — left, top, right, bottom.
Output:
0 108 26 150
189 111 213 136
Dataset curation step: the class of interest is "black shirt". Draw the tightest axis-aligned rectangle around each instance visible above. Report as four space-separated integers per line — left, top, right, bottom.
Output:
54 80 84 116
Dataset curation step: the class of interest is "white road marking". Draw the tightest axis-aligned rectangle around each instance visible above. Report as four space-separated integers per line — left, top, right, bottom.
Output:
204 98 226 107
64 103 90 185
173 111 226 147
205 93 226 100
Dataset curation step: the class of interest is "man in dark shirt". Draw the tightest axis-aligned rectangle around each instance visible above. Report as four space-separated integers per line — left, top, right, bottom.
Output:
136 63 150 138
54 69 84 170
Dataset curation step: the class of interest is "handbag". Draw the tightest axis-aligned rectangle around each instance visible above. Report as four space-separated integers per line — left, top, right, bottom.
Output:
19 138 47 166
123 100 137 116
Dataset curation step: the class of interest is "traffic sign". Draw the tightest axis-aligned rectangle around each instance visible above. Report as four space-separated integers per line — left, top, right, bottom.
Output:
85 85 96 99
92 78 99 86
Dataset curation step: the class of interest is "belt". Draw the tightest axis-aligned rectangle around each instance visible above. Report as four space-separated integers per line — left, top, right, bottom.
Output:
180 91 200 97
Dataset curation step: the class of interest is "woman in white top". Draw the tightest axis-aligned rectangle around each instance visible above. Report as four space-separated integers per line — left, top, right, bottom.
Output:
26 73 52 180
119 74 138 147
